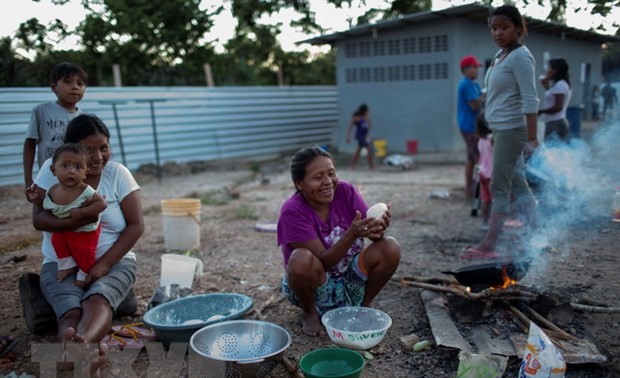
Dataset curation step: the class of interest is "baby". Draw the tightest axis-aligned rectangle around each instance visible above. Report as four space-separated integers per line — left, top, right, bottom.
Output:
40 143 107 285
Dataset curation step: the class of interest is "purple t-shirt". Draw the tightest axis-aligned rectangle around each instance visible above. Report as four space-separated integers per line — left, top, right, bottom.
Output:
277 180 368 277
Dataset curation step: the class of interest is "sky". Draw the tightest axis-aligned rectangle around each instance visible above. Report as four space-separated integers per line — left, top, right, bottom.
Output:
2 0 618 56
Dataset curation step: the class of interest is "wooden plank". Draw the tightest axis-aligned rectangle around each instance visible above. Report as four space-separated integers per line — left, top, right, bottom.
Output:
469 324 517 356
421 290 472 352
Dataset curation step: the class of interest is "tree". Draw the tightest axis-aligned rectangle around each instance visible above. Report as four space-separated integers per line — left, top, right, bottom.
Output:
3 0 619 87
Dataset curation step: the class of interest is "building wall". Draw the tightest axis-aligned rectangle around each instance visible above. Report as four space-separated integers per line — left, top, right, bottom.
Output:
333 17 605 155
0 86 338 187
333 23 455 155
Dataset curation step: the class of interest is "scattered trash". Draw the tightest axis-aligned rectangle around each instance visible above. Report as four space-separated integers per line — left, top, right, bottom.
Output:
384 154 414 170
363 351 374 360
518 323 566 377
3 373 34 378
457 351 508 378
254 222 277 233
2 255 27 265
429 190 450 199
147 283 193 310
412 340 431 352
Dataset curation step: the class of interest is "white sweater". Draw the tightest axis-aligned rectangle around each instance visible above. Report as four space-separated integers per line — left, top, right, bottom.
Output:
484 45 539 131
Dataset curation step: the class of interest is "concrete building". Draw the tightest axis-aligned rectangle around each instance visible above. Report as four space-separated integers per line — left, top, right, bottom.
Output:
302 3 618 155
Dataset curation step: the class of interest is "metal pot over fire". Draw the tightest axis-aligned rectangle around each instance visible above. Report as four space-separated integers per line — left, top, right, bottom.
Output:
442 259 531 292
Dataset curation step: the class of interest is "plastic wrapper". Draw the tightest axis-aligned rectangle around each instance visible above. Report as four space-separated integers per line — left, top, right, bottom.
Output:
457 351 507 378
147 283 193 310
519 323 567 377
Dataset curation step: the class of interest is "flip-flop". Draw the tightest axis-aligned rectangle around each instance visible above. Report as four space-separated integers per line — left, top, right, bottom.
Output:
111 323 157 341
460 247 498 260
102 333 146 350
0 334 18 359
503 219 524 229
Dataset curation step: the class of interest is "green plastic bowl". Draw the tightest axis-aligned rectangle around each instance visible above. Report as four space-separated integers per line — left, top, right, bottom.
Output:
299 348 365 378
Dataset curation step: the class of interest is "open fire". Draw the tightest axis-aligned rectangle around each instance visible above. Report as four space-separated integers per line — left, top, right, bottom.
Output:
442 259 530 292
493 266 518 290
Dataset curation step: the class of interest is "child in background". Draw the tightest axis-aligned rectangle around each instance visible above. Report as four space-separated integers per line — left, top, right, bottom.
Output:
346 103 375 170
476 113 493 229
23 62 87 190
32 143 106 286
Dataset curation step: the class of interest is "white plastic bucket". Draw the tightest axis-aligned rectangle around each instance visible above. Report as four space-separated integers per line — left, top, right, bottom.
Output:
161 198 201 251
160 253 204 289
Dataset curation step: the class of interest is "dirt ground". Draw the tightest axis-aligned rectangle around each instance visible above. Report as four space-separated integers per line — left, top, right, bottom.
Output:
0 152 618 378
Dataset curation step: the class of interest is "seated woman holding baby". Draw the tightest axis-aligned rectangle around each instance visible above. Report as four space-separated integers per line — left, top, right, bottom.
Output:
28 114 144 376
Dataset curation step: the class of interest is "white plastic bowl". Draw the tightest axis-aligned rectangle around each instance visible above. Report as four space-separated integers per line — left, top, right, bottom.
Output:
321 306 392 350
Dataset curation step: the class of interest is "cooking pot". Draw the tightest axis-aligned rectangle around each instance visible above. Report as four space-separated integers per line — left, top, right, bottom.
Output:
442 259 530 290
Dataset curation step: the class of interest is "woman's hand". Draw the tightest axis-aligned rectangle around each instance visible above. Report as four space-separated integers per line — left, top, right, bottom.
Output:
81 259 113 287
525 139 539 158
349 211 375 238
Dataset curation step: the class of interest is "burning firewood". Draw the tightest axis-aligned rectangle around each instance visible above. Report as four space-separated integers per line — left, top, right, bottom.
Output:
398 277 537 303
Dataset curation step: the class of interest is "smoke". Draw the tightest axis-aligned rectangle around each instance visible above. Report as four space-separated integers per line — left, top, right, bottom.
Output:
522 116 620 260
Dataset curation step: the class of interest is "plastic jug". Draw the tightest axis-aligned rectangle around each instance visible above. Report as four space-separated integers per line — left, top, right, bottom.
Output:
160 254 204 289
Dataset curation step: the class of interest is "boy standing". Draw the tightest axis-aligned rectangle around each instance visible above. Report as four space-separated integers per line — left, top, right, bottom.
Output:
457 55 483 200
23 62 87 189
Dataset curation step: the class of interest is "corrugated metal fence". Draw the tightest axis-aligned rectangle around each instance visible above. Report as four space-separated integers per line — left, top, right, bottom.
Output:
0 86 338 186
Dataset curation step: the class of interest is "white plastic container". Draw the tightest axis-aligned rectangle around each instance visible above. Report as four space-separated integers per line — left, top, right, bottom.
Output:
160 253 204 289
161 198 201 250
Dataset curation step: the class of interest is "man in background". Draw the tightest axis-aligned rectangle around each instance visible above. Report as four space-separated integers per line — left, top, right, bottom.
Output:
457 55 483 200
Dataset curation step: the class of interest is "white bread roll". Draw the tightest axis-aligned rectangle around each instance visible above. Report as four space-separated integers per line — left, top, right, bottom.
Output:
366 202 388 219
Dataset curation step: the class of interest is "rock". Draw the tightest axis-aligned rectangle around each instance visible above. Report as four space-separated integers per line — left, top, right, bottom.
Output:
399 333 420 349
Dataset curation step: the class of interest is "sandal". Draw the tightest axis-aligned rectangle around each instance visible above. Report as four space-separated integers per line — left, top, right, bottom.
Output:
0 334 18 359
460 247 498 260
102 333 146 350
111 323 157 341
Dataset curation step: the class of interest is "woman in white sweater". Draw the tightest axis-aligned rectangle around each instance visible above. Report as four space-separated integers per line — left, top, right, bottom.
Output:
462 5 539 259
538 58 572 141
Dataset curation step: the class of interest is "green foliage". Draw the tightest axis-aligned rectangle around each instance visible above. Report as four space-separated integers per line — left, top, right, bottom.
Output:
232 204 258 220
1 0 617 87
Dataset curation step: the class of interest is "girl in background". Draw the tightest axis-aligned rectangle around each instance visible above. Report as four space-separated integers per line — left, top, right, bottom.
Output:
346 104 375 170
538 58 572 141
462 5 539 259
476 113 493 230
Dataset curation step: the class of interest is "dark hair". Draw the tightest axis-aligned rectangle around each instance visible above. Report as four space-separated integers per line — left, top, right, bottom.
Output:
290 146 333 184
52 143 88 164
490 5 528 40
548 58 571 88
64 114 110 144
476 112 492 138
50 62 88 85
357 104 369 115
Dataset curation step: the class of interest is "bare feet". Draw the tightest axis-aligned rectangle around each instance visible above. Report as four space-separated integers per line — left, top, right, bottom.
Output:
62 327 108 377
302 313 326 337
57 267 78 282
80 343 108 378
